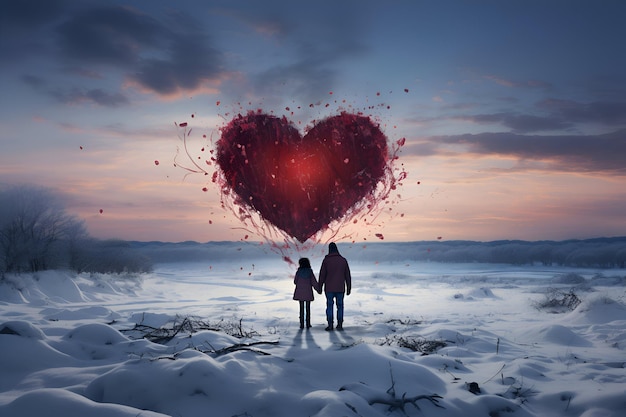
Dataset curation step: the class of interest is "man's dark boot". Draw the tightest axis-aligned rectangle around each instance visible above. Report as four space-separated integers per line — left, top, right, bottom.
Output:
336 321 343 331
325 321 333 331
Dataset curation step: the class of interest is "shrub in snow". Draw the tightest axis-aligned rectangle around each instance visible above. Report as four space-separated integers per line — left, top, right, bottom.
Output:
377 334 447 354
532 288 582 313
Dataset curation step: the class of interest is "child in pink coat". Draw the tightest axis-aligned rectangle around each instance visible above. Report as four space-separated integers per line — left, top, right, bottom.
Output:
293 258 319 329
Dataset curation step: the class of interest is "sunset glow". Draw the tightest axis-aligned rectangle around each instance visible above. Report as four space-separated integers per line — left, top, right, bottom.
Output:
1 0 625 243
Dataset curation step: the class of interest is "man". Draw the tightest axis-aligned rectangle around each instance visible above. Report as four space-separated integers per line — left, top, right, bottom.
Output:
318 242 352 331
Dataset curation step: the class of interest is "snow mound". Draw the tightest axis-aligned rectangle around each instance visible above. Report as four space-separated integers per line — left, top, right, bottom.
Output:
129 312 173 328
454 287 498 300
53 323 153 361
64 323 128 345
0 331 76 373
0 320 46 339
468 287 497 298
2 388 169 417
44 306 120 321
85 355 262 416
521 324 592 347
175 329 241 352
0 276 29 303
569 295 626 324
31 271 88 303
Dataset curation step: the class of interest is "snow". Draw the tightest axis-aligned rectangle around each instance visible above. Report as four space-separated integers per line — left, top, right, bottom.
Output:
1 259 625 417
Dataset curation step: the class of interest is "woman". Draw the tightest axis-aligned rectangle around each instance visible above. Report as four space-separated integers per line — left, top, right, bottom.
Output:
293 258 319 329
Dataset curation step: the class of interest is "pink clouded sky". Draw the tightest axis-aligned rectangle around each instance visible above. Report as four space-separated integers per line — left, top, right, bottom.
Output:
1 0 625 243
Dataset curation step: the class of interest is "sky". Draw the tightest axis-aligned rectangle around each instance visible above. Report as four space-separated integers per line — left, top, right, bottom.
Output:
1 0 626 244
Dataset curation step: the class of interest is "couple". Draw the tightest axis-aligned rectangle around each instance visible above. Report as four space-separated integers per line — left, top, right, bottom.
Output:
293 242 352 331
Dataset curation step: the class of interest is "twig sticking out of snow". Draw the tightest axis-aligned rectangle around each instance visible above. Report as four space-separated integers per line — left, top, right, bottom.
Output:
120 315 280 356
208 341 280 356
120 314 260 344
340 363 444 414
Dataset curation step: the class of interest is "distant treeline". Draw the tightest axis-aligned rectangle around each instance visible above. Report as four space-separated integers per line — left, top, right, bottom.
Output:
130 237 626 269
339 238 626 268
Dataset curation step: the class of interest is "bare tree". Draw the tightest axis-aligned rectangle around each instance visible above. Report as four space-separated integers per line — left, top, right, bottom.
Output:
0 185 86 273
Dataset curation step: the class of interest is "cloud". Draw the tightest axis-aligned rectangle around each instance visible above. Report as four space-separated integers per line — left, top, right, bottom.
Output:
21 74 129 107
252 61 336 103
57 5 225 97
50 88 129 107
446 97 626 133
21 75 46 89
218 2 369 103
413 129 626 174
484 75 552 90
400 141 441 158
130 31 224 96
0 0 69 63
7 1 375 104
0 0 66 31
7 3 227 100
459 113 571 133
538 99 626 126
56 5 164 66
249 32 367 103
215 4 293 38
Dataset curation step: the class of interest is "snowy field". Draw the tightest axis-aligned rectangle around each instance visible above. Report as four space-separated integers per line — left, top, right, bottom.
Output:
1 259 625 417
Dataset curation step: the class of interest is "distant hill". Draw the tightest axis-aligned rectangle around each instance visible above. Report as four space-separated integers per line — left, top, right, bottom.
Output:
128 237 626 268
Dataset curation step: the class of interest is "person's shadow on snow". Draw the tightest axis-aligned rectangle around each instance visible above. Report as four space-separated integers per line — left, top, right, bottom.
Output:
328 327 356 349
289 328 322 352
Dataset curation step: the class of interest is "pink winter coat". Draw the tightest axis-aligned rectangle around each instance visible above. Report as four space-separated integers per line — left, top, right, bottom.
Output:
318 253 351 294
293 267 319 301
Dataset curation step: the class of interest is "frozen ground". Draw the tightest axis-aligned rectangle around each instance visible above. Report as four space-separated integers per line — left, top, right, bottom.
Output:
1 260 625 416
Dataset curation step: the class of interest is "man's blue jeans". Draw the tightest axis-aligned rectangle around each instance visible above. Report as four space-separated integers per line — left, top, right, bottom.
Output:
325 292 344 324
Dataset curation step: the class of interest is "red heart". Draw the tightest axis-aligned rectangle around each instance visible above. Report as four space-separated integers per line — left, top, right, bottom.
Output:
217 111 388 242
